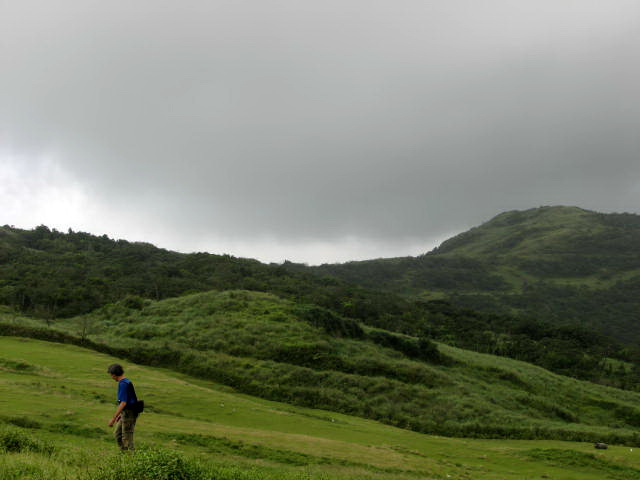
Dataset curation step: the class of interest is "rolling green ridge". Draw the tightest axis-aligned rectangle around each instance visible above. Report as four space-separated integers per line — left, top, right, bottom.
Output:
3 290 640 444
0 224 408 325
306 206 640 343
4 336 640 480
4 214 640 478
1 222 636 389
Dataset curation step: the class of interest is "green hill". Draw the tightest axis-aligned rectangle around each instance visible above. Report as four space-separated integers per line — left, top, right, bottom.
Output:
0 222 640 388
4 222 633 390
4 336 640 480
5 211 640 479
0 224 422 333
3 290 640 445
307 206 640 343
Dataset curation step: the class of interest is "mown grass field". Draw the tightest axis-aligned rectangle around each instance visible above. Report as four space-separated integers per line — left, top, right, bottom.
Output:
3 336 640 480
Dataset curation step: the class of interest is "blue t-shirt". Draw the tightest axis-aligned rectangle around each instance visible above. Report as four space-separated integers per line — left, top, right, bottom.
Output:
117 378 138 407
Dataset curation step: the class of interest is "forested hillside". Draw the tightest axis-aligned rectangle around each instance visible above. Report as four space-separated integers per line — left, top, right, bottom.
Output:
0 224 409 325
306 206 640 343
1 223 637 388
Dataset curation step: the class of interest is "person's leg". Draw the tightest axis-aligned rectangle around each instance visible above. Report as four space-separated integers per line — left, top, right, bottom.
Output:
114 417 124 450
121 409 137 451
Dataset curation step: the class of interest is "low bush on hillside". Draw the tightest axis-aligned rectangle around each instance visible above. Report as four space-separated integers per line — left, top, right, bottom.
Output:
294 305 364 338
367 330 449 364
92 447 321 480
0 415 42 429
0 461 50 480
0 426 54 455
94 447 202 480
0 358 39 373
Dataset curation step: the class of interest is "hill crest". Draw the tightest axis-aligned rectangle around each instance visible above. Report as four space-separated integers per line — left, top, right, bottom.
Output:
306 206 640 343
434 206 606 257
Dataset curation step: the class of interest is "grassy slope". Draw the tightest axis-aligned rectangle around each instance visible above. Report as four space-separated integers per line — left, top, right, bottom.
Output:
4 290 640 443
4 336 640 480
436 206 601 257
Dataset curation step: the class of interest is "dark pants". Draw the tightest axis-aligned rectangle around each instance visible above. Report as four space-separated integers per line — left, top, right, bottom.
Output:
114 408 137 451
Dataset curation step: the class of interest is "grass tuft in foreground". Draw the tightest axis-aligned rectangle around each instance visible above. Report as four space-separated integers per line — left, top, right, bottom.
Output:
93 446 330 480
0 426 54 456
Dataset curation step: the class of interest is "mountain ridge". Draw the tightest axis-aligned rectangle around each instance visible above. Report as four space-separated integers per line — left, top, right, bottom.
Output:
306 206 640 343
3 206 640 385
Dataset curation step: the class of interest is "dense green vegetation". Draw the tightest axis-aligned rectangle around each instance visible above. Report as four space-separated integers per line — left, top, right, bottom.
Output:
3 291 640 444
5 336 640 480
4 208 640 477
413 300 640 389
306 206 640 344
1 426 54 456
0 224 406 326
1 222 637 389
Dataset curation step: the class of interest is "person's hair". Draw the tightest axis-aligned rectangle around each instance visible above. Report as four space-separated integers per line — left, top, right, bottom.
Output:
107 363 124 376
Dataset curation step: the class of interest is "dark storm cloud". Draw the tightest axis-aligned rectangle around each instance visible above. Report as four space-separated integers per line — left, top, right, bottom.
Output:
2 0 640 262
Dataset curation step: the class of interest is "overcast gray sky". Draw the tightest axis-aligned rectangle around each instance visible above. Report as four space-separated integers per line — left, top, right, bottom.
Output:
2 1 639 264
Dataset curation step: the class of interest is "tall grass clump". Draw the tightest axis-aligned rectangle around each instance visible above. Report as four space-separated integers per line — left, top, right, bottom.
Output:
93 447 202 480
0 460 48 480
92 447 323 480
0 426 54 455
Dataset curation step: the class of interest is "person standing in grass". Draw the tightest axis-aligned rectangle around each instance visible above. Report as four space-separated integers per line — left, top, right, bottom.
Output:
107 363 139 451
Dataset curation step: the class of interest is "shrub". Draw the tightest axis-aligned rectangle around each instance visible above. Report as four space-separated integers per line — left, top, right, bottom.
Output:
417 337 447 363
121 295 146 311
0 416 42 429
368 330 447 364
93 447 202 480
270 342 344 370
0 358 37 373
295 305 364 338
0 461 47 480
0 426 54 455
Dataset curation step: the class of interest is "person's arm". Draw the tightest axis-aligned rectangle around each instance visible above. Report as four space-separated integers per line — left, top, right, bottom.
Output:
108 401 127 426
